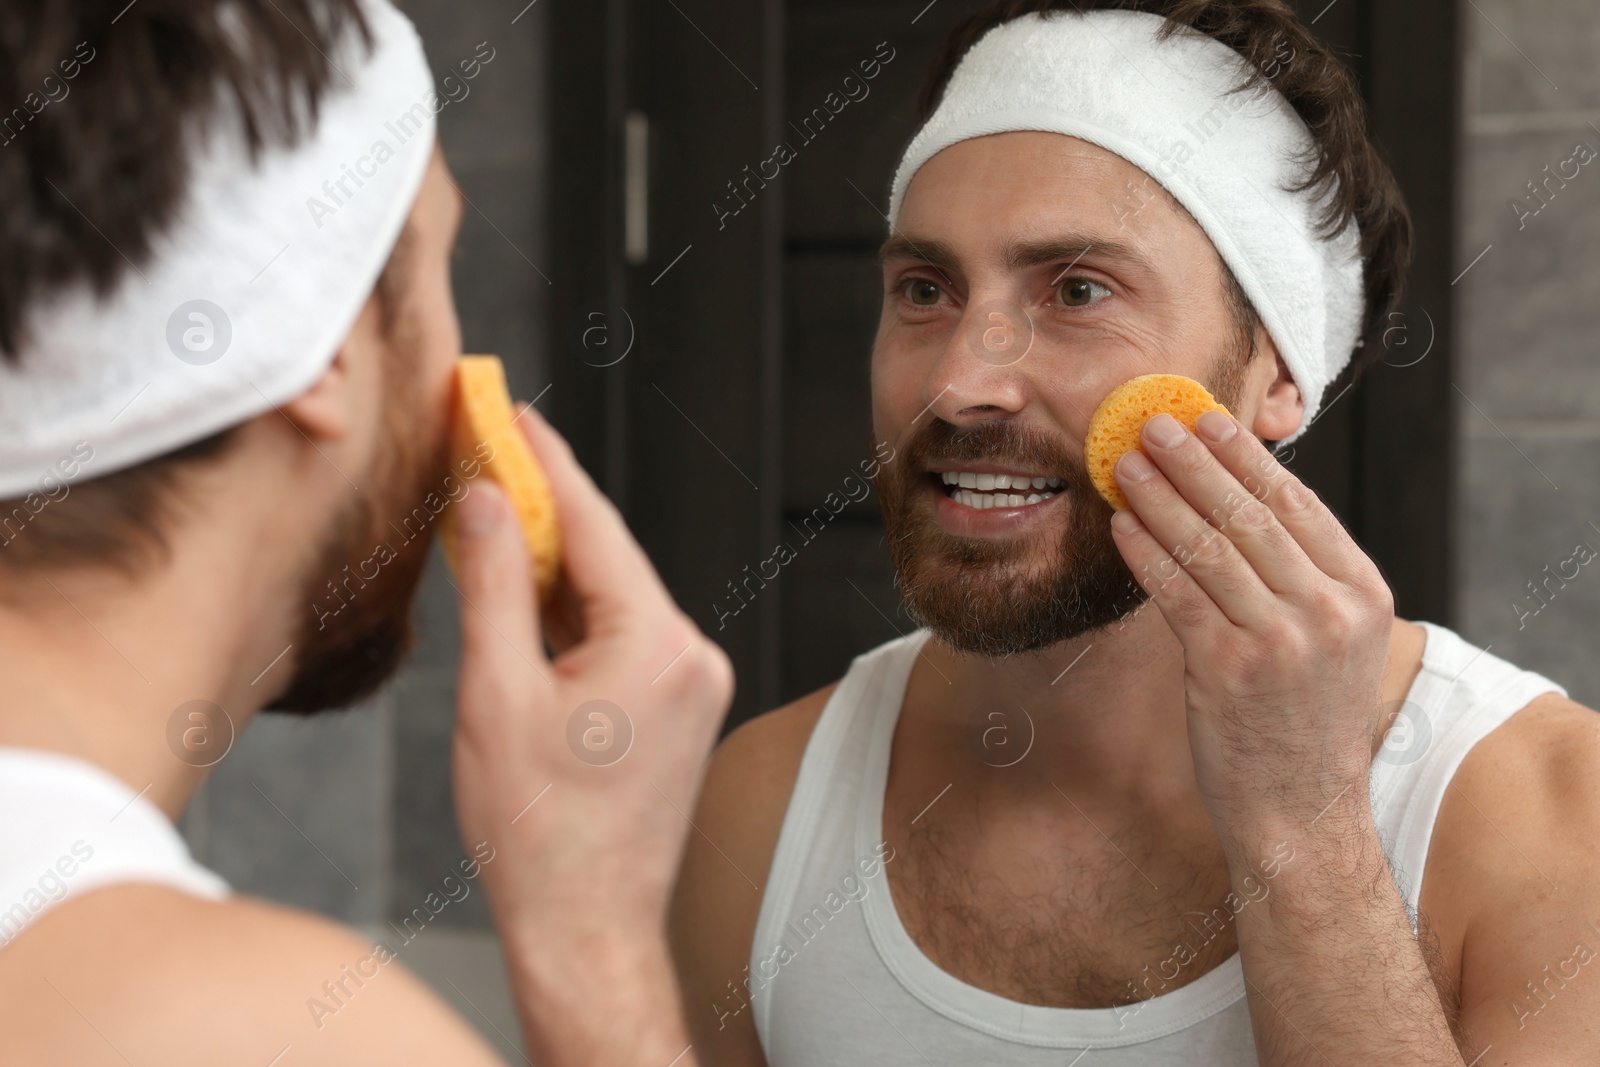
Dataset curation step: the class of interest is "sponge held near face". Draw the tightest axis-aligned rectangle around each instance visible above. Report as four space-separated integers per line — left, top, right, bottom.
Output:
1085 373 1231 510
438 355 562 600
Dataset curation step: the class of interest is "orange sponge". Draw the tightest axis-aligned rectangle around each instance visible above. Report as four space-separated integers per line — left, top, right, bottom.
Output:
1085 373 1231 510
439 355 562 600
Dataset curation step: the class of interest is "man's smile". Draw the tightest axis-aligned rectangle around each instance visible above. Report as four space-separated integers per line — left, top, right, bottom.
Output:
925 465 1070 535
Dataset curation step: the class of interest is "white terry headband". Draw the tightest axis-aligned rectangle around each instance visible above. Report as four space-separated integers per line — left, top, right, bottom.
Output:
887 10 1364 446
0 0 435 499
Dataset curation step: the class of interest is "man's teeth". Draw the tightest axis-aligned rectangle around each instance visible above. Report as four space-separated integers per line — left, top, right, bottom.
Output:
939 471 1065 491
950 489 1056 509
935 471 1065 509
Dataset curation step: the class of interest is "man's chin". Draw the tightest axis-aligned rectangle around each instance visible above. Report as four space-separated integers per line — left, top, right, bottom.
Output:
268 610 417 714
268 498 438 714
905 585 1146 657
890 523 1148 658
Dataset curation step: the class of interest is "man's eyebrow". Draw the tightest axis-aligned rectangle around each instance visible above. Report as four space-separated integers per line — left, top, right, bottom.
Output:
1003 235 1157 277
877 234 959 272
877 232 1158 281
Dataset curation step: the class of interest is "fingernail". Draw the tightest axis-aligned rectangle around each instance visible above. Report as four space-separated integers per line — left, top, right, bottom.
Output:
458 480 504 539
1117 450 1155 482
1197 409 1237 444
1111 507 1142 533
1144 413 1186 449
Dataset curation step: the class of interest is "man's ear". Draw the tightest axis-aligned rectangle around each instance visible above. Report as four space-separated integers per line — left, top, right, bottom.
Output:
277 294 381 443
1253 333 1305 442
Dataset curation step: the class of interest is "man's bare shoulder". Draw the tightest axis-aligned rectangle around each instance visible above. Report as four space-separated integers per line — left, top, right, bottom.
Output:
1430 691 1600 1057
1433 690 1600 902
669 680 839 1067
679 678 839 916
715 681 840 808
683 680 842 874
0 883 503 1066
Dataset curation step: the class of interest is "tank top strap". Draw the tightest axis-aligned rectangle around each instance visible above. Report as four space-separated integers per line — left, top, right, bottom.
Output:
1368 621 1568 926
0 747 229 948
751 629 931 1035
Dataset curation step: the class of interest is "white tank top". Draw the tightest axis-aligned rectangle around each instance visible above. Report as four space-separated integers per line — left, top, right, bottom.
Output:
0 747 228 948
750 621 1566 1065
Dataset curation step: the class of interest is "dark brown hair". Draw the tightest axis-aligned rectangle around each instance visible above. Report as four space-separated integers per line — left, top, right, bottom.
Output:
0 0 390 577
919 0 1414 403
0 0 371 362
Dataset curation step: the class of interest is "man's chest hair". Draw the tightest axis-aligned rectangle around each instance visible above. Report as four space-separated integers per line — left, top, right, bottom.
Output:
885 813 1465 1021
886 812 1244 1009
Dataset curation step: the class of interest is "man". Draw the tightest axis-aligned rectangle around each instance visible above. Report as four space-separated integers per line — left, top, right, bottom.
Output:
671 3 1600 1065
0 1 730 1063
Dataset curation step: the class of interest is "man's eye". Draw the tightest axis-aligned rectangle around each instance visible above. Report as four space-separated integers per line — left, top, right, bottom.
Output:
1057 277 1111 307
903 279 943 306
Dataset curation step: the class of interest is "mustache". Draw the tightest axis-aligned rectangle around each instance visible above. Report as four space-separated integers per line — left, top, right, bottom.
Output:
903 417 1082 480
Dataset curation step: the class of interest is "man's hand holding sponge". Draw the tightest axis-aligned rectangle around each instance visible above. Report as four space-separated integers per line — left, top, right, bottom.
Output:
443 353 735 1065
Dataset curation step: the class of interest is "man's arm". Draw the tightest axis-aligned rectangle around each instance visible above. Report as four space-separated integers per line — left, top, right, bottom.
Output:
1221 691 1600 1066
1100 410 1588 1065
1222 795 1465 1064
668 684 836 1067
1442 692 1600 1062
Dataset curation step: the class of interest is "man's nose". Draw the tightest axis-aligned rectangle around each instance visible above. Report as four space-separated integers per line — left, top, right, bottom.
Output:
923 297 1035 423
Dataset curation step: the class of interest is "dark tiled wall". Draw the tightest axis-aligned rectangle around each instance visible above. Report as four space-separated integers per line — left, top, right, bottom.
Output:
1455 0 1600 705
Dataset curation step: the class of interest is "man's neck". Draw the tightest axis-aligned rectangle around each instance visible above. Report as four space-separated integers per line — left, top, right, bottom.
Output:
902 607 1424 812
902 604 1189 807
0 542 295 821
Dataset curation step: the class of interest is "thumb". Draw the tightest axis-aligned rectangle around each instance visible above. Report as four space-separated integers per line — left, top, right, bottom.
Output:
453 479 552 709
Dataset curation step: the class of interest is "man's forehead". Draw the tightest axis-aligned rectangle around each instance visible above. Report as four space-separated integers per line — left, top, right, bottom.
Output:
912 130 1153 188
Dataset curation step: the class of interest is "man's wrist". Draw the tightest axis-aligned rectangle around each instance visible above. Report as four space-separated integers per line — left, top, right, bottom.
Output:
504 920 692 1065
1212 763 1375 852
1217 798 1395 929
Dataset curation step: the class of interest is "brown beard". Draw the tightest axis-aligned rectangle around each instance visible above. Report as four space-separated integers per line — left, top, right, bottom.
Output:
270 341 451 714
874 342 1252 658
